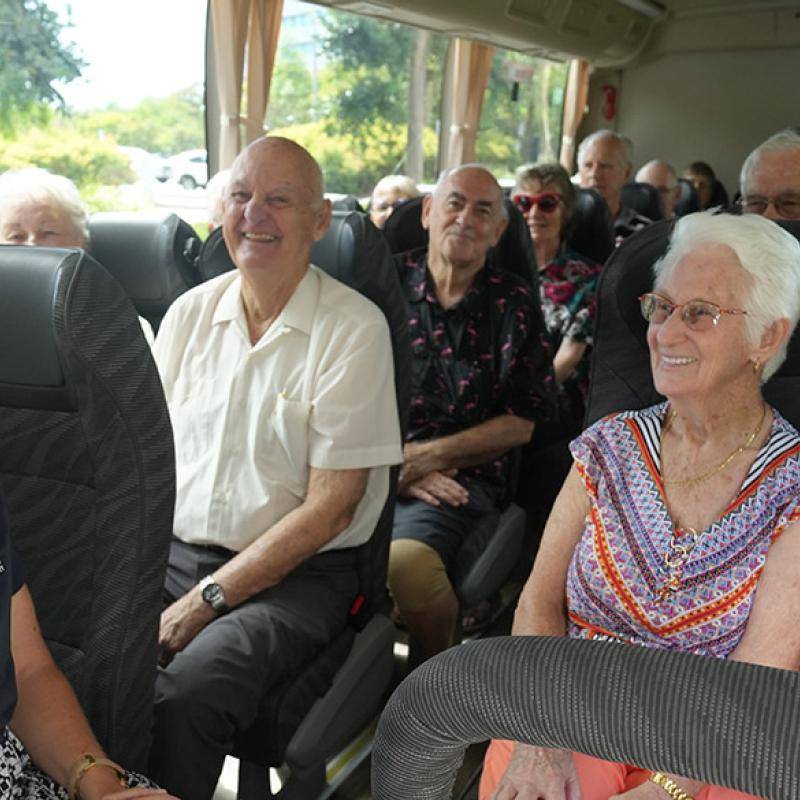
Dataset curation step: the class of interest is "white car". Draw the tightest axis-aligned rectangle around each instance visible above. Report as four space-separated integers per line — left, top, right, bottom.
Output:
168 149 208 190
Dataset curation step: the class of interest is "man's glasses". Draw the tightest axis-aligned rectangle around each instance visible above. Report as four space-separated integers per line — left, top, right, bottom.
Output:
639 292 748 331
739 193 800 219
512 192 561 214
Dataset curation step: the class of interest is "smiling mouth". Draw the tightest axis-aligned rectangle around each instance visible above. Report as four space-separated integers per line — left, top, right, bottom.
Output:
243 232 279 242
661 355 697 366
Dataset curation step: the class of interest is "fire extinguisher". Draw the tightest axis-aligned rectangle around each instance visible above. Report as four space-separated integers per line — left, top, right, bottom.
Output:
601 85 616 120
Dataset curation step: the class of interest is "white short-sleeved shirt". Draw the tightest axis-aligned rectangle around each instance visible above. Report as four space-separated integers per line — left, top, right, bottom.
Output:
153 266 403 553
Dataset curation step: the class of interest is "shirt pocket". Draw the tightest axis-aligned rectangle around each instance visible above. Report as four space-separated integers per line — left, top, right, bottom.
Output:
259 393 313 497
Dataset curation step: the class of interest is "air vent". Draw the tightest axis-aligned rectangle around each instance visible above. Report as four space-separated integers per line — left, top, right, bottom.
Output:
506 0 555 26
563 0 602 37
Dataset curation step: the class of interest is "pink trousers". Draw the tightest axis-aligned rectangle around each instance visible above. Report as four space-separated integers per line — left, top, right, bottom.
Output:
479 739 761 800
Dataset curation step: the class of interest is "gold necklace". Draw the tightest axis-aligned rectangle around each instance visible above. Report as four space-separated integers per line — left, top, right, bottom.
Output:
661 404 767 489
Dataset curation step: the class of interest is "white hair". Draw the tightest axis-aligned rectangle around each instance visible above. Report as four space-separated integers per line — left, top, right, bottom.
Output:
372 174 420 200
577 129 633 168
433 164 508 219
206 168 231 229
653 210 800 382
0 167 89 244
740 127 800 195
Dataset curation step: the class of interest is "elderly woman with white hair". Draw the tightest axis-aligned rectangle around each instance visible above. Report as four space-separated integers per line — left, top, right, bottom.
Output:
482 211 800 800
0 168 154 345
369 174 420 228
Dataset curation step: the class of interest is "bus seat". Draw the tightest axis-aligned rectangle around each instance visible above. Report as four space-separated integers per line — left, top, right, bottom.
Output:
88 212 201 332
330 194 365 212
568 188 614 265
372 636 800 799
0 245 174 771
198 212 412 799
675 178 700 216
620 181 663 221
381 195 428 255
585 218 800 427
710 179 730 209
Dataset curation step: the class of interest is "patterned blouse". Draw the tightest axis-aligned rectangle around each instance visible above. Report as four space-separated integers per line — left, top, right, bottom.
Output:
566 403 800 658
538 248 601 401
398 249 556 492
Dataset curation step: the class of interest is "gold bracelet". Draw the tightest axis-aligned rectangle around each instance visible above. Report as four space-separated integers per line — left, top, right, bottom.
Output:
650 771 695 800
67 753 127 800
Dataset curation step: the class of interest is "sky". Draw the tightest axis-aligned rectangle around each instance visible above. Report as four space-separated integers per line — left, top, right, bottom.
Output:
47 0 207 110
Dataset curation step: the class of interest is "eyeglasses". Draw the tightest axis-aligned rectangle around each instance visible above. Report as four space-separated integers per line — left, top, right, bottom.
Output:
739 193 800 219
639 292 748 331
512 192 561 214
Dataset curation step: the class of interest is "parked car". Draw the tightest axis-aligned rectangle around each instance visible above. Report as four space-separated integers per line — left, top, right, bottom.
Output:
117 146 171 184
168 149 208 190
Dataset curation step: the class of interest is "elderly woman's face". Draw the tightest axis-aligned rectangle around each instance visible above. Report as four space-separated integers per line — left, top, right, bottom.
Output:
0 200 85 248
647 244 754 400
370 186 413 229
514 179 566 255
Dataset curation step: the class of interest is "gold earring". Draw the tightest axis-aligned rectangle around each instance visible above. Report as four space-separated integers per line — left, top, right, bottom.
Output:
752 359 760 374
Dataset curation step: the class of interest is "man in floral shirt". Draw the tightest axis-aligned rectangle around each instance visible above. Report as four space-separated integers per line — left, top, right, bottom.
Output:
388 165 556 663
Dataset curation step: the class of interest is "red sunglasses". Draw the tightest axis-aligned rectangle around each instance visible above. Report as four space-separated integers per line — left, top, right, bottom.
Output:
512 192 562 214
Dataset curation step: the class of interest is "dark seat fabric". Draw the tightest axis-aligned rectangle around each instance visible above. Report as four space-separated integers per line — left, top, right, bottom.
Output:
331 194 365 212
196 212 412 770
585 218 800 427
709 179 730 209
372 636 800 799
0 246 175 771
89 212 201 332
568 187 614 265
621 181 663 221
675 178 700 216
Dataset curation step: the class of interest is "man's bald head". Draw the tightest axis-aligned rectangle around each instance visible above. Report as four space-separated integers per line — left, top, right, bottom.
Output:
433 164 508 219
636 159 680 218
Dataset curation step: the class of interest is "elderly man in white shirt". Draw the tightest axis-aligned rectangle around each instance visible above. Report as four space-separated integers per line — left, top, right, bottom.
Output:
149 137 402 800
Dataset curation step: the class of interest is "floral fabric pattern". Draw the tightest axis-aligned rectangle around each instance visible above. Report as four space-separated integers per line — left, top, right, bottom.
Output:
397 249 556 490
565 403 800 658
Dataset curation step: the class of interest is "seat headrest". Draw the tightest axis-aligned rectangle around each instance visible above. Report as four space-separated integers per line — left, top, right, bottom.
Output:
568 188 614 265
382 196 428 255
331 195 365 212
89 212 200 328
620 182 663 221
0 247 75 410
675 178 700 217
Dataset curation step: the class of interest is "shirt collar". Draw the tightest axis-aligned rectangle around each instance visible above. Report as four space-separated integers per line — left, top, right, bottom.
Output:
211 267 319 338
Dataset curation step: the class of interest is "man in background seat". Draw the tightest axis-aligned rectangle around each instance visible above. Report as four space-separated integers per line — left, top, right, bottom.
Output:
740 127 800 221
388 165 556 663
577 129 651 243
636 159 681 219
150 137 402 799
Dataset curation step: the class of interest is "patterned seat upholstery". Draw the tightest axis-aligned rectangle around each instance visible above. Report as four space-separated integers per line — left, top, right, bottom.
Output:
0 245 175 771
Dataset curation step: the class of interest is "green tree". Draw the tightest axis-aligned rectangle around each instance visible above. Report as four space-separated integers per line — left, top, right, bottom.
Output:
75 87 204 156
0 0 84 130
265 48 315 129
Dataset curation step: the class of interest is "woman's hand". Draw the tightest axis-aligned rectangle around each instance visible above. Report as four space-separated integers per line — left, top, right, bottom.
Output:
78 764 180 799
96 790 179 800
492 743 581 800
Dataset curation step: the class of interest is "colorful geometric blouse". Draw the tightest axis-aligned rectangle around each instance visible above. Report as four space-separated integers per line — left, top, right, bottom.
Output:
566 403 800 658
397 249 557 492
538 248 601 402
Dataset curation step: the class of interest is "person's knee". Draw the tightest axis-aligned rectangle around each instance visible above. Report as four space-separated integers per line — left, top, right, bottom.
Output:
388 538 455 612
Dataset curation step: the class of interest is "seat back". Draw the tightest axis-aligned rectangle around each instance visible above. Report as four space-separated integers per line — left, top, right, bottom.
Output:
586 218 800 427
621 181 663 221
89 212 200 332
675 178 700 216
0 246 175 770
709 179 730 209
568 187 615 265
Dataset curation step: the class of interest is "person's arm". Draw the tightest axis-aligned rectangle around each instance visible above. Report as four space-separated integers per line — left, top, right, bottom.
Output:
553 339 587 387
10 587 175 800
491 466 589 800
399 414 534 491
158 466 368 660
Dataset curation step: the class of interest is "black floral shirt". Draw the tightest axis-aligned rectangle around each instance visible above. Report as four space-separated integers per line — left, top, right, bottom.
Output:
539 247 601 401
398 249 556 491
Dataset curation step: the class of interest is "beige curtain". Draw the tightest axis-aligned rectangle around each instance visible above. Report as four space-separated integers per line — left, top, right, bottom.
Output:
559 58 591 173
210 0 250 168
245 0 285 145
440 38 494 169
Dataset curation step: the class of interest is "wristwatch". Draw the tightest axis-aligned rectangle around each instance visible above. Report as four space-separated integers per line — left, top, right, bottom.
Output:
198 575 229 614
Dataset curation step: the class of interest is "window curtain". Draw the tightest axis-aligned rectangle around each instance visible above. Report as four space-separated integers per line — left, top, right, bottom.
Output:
559 58 591 173
245 0 285 145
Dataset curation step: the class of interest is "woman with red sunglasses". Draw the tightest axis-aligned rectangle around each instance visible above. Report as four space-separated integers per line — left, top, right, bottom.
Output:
511 163 601 430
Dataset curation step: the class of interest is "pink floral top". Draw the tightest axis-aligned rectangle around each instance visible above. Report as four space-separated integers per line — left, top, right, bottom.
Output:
566 403 800 658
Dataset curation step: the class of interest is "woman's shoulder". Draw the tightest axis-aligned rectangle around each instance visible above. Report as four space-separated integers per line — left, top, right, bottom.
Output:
582 402 666 438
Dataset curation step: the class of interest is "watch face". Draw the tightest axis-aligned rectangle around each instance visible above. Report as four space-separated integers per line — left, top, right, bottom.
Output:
202 583 221 604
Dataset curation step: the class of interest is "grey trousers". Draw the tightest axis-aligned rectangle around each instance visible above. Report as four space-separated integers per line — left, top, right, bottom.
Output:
149 538 359 800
